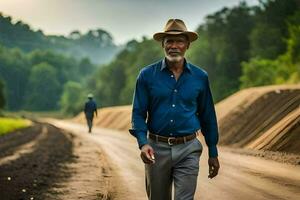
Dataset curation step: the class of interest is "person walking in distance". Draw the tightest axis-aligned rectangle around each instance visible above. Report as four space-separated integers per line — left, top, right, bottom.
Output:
84 93 97 133
129 19 220 200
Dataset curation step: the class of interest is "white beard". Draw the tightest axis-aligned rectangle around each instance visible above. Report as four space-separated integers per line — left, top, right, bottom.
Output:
165 54 183 63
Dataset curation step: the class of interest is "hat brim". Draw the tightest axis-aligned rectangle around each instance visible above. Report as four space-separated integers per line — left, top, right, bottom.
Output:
153 31 198 42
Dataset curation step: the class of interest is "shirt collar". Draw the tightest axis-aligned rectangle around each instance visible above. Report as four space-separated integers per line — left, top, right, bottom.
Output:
160 58 192 74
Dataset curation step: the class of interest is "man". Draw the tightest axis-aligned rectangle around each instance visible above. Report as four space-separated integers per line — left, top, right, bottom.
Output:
84 93 97 133
129 19 220 200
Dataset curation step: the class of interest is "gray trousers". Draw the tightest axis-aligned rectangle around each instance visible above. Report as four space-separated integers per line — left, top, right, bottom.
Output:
145 136 203 200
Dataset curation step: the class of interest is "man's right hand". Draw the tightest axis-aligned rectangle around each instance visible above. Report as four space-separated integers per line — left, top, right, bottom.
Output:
140 144 155 164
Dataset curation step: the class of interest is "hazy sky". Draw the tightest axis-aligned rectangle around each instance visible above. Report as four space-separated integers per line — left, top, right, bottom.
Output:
0 0 259 44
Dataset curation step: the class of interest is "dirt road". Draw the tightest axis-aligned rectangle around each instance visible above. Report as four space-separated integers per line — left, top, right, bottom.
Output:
50 119 300 200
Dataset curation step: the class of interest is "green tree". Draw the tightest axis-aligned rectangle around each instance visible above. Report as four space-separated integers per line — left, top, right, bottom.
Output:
188 2 255 101
240 58 279 88
249 0 299 59
78 58 96 79
88 38 162 107
249 23 284 59
60 81 85 115
0 46 30 110
0 13 120 65
240 9 300 88
25 62 61 110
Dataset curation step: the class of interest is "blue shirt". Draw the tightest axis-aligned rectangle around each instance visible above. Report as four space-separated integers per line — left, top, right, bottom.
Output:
129 59 219 157
84 99 97 118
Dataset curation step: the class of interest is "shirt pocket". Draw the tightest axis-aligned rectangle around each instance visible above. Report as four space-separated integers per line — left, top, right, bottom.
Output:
178 83 200 110
149 81 173 100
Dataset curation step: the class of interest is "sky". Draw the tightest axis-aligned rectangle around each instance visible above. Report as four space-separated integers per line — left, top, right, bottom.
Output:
0 0 259 45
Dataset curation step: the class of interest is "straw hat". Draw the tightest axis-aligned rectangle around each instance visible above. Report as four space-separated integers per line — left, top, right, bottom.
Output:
153 19 198 42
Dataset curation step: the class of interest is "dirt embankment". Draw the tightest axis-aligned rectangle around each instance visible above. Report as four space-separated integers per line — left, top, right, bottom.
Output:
73 105 132 131
74 84 300 155
217 84 300 154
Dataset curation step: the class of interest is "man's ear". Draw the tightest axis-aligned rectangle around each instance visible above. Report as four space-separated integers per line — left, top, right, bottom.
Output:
161 40 164 48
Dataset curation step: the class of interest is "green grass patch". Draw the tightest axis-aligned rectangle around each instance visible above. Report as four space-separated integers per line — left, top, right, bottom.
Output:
0 117 32 136
4 110 70 120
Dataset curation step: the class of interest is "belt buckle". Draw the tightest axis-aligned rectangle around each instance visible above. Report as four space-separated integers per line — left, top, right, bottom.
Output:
168 137 176 145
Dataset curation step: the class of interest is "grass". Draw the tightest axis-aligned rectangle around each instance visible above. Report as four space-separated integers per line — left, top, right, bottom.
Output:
0 117 32 136
3 110 71 120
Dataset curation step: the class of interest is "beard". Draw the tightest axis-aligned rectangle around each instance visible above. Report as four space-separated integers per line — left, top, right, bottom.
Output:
165 52 184 63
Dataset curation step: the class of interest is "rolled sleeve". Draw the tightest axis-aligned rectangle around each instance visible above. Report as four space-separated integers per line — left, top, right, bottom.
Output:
198 74 219 158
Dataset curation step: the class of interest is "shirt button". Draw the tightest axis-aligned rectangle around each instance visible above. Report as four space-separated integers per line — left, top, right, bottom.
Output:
170 133 173 136
170 119 174 123
171 75 174 78
174 89 177 92
172 104 175 107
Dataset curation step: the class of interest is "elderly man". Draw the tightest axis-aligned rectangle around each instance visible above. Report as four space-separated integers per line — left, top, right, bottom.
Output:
129 19 220 200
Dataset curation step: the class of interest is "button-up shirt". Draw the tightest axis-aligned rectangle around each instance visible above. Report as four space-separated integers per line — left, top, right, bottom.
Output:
129 58 219 157
84 99 97 118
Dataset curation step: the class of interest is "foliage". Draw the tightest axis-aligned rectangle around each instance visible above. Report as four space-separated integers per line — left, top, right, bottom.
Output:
60 81 85 115
88 38 163 107
0 45 97 111
187 2 255 101
0 47 30 110
87 0 300 106
249 0 298 59
25 62 61 110
1 0 299 111
240 58 279 87
0 13 120 64
241 8 300 87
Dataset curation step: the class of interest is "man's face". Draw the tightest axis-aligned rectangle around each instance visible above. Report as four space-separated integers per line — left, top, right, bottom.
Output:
162 34 190 63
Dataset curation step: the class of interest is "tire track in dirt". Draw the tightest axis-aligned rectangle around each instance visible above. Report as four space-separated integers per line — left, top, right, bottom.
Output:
0 123 74 200
0 126 48 166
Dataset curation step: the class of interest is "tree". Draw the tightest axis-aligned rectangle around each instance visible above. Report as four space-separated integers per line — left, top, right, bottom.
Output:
240 8 300 88
78 58 96 79
25 62 61 110
0 46 30 110
249 0 299 59
60 81 85 115
188 2 255 101
240 58 278 88
88 38 162 107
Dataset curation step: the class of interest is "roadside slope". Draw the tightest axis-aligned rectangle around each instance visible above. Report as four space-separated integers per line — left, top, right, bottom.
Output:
74 84 300 154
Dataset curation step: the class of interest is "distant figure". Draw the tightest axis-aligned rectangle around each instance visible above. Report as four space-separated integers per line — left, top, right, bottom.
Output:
84 93 97 133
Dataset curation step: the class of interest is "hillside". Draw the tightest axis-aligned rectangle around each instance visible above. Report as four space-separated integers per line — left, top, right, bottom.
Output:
0 13 120 64
74 84 300 154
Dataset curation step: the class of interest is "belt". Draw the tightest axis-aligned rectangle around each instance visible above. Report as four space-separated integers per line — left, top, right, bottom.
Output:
149 133 197 146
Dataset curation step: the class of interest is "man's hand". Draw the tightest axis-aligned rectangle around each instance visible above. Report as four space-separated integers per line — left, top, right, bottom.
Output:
208 157 220 179
140 144 155 164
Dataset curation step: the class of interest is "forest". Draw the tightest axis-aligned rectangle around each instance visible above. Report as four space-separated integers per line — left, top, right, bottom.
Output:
0 0 299 114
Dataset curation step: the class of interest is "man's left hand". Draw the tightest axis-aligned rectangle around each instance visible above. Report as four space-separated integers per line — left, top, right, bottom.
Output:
208 157 220 179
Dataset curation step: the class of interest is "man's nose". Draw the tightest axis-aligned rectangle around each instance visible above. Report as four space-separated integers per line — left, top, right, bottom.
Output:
169 42 179 49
